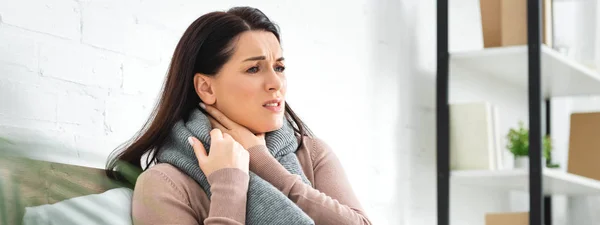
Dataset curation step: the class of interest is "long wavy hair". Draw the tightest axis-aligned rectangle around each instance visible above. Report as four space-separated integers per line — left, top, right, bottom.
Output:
105 6 312 182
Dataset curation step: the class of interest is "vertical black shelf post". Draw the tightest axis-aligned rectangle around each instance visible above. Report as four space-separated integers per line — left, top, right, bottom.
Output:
545 100 552 225
527 0 544 224
436 0 450 225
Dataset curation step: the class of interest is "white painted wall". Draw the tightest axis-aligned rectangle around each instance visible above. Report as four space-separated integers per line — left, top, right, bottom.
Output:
553 0 598 70
597 0 600 71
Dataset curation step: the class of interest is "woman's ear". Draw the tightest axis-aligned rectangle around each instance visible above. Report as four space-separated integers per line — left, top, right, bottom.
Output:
193 73 216 105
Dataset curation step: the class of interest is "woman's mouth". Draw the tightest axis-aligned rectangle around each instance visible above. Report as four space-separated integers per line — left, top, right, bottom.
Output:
263 99 283 113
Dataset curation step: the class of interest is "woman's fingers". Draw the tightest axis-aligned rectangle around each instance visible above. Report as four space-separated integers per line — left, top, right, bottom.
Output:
200 103 237 129
188 136 207 164
222 132 233 140
210 128 224 141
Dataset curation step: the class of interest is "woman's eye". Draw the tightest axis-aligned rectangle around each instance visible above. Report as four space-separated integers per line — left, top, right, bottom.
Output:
246 66 259 73
275 66 285 73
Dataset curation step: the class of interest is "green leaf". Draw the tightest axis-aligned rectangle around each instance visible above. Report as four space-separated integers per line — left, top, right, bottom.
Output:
547 163 561 168
506 121 530 157
505 122 560 168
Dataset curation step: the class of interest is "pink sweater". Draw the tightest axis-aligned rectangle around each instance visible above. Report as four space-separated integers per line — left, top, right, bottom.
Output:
131 136 372 225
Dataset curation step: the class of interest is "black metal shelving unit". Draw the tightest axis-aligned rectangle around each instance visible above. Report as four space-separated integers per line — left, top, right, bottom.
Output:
436 0 547 225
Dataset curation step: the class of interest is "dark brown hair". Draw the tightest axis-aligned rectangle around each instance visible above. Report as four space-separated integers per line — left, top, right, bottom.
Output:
105 6 312 182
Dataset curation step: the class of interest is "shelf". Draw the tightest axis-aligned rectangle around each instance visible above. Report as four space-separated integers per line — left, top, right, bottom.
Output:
451 169 600 196
450 45 600 98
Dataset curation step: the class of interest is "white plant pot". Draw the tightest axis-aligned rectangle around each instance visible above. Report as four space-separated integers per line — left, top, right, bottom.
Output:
514 157 546 169
514 157 529 169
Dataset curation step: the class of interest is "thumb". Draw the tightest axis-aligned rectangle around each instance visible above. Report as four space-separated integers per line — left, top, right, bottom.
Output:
188 137 207 164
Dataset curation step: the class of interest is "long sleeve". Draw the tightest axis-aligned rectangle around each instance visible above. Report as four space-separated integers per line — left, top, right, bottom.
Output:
247 138 372 225
132 166 250 225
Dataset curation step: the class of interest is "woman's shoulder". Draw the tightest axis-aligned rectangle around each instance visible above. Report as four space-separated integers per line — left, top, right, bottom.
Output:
139 163 193 186
300 135 336 162
135 163 205 200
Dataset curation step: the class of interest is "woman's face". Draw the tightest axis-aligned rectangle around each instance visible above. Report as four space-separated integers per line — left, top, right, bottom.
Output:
196 31 287 134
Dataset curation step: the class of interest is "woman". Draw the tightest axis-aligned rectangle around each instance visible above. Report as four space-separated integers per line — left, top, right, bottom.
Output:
106 6 371 225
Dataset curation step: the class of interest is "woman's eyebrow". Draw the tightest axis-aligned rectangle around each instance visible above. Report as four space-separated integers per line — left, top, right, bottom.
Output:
243 56 285 62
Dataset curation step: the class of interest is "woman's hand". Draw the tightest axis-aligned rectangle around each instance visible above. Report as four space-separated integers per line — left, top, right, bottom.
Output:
200 103 266 150
189 129 250 177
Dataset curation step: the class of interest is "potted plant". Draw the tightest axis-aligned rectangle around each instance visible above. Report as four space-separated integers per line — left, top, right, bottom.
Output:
506 121 560 169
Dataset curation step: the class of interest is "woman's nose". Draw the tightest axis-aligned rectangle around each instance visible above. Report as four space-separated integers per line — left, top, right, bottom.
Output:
265 70 283 91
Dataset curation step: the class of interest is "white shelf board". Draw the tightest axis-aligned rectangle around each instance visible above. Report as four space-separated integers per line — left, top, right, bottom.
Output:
450 45 600 98
451 169 600 196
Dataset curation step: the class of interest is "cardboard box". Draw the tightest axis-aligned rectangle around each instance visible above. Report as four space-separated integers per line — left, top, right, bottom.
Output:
480 0 553 48
568 112 600 181
485 212 529 225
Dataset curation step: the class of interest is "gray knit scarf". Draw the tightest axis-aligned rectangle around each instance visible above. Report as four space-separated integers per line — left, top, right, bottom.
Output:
157 108 314 225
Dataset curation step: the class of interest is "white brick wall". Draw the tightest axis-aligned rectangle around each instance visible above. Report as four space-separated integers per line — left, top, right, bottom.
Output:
121 57 169 95
0 27 38 70
80 0 136 54
0 0 80 40
38 39 124 88
0 78 58 121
